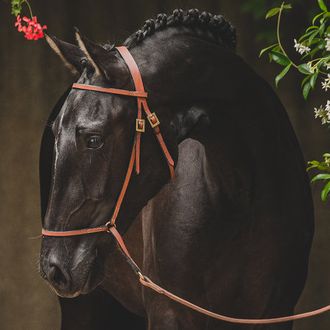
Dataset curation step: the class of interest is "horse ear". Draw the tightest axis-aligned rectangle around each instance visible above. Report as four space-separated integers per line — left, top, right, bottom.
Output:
45 34 86 75
74 29 129 85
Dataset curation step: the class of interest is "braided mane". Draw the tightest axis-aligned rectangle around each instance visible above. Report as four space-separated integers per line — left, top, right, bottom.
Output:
122 9 236 50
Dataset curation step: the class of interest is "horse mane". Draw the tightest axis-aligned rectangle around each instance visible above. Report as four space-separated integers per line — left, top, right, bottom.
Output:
107 9 236 51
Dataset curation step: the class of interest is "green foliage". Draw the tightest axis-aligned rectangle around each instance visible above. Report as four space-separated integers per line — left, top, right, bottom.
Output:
11 0 33 17
265 4 292 19
265 7 281 19
11 0 24 16
259 1 330 203
308 154 330 201
260 1 329 93
275 63 291 86
318 0 328 12
269 50 291 65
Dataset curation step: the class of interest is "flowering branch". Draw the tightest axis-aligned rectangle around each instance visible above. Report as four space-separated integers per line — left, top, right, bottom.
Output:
260 0 330 202
11 0 47 41
260 1 330 98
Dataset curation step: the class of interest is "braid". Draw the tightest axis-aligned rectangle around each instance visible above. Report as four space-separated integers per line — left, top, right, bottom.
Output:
199 11 212 25
186 8 199 24
124 8 236 50
172 9 184 23
156 13 167 28
142 19 155 36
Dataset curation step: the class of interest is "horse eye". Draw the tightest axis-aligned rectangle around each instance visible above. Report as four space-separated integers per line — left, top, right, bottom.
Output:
86 135 104 149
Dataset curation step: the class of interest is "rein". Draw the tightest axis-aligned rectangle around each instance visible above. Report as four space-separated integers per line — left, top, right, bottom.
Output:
41 46 330 324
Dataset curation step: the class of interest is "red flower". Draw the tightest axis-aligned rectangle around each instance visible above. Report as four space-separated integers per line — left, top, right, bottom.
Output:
15 15 47 40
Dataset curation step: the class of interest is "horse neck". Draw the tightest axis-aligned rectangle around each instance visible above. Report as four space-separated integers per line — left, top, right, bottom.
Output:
128 32 244 111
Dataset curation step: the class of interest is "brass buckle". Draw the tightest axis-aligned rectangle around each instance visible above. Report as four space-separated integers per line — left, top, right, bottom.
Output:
136 119 145 132
147 113 160 128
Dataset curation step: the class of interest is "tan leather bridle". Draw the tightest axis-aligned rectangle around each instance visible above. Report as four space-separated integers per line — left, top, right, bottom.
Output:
41 46 330 324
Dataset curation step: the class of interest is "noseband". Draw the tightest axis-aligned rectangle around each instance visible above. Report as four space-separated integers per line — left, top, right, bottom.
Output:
41 46 330 324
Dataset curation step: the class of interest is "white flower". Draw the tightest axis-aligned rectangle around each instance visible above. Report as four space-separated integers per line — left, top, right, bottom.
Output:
294 39 311 55
314 102 330 125
325 37 330 52
322 74 330 91
326 100 330 112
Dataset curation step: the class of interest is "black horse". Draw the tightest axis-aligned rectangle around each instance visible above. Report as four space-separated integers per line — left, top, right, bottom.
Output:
39 9 314 330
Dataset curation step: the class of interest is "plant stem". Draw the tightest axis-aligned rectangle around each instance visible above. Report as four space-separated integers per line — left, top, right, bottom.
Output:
23 0 33 18
309 56 330 75
276 2 298 69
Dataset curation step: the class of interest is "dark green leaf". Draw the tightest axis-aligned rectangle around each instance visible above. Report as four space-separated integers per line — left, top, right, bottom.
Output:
308 160 320 165
309 38 322 45
301 29 319 39
259 43 278 57
269 51 290 66
313 12 325 25
307 47 321 59
283 4 292 10
318 0 328 12
306 26 319 32
307 164 319 171
301 75 310 87
311 173 330 182
321 181 330 201
275 64 291 86
303 81 312 100
310 73 318 89
298 63 313 75
265 7 280 19
309 30 320 44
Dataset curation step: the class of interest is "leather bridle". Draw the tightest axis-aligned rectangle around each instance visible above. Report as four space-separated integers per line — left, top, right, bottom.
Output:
41 46 330 324
42 46 174 238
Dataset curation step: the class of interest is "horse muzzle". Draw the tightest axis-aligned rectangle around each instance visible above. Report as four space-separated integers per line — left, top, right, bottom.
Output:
39 238 103 298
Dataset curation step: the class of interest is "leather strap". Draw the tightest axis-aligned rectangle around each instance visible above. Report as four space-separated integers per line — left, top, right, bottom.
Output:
116 46 145 92
139 277 330 324
108 225 330 325
41 226 108 236
140 98 175 177
109 140 136 226
72 83 147 98
115 46 175 177
115 46 145 174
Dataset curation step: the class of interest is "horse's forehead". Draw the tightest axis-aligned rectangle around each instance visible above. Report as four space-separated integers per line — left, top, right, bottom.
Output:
59 91 108 126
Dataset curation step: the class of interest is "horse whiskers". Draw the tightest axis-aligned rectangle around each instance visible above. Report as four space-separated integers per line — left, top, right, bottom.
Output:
33 252 40 266
33 252 43 275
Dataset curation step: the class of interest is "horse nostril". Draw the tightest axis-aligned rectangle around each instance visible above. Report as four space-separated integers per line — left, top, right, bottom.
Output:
49 263 69 288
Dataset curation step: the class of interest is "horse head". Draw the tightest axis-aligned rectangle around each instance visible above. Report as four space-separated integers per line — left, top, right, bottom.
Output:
39 30 178 297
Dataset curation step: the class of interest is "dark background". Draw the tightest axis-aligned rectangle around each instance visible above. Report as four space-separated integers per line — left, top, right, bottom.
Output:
0 0 329 329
